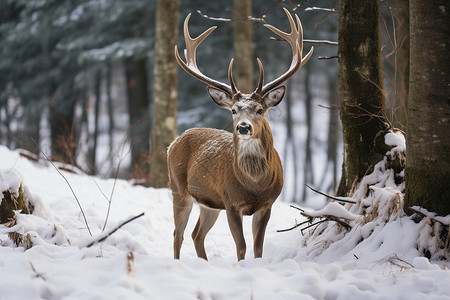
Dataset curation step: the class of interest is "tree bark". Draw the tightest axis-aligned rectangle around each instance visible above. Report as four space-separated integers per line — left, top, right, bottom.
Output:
150 0 180 188
392 0 409 130
233 0 253 93
336 0 391 196
125 58 151 182
88 69 101 175
404 1 450 216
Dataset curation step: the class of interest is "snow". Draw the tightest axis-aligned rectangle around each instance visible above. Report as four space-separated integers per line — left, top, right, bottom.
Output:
304 202 357 220
1 144 450 299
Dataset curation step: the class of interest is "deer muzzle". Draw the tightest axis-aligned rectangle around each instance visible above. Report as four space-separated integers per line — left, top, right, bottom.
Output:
237 121 252 138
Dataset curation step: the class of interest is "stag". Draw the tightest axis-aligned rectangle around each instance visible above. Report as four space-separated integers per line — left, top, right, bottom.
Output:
169 8 313 261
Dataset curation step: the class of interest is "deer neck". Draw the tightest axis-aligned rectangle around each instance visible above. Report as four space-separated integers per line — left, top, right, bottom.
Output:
233 121 276 186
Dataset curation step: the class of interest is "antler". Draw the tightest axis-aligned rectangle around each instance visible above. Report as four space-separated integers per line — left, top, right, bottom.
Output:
174 13 236 95
256 8 314 96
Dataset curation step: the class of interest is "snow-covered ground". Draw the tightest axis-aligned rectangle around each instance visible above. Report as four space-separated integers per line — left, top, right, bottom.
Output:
1 143 449 300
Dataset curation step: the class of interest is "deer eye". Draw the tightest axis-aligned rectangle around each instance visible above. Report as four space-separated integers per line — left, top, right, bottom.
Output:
257 109 263 115
232 109 237 114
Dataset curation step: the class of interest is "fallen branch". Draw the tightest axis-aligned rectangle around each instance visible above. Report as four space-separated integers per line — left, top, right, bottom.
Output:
86 212 145 248
305 184 357 204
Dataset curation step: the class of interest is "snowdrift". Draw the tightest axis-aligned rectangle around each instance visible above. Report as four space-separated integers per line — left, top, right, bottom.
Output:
0 135 449 299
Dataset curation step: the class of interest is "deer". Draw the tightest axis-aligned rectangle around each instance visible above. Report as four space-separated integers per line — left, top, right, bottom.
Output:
168 8 313 261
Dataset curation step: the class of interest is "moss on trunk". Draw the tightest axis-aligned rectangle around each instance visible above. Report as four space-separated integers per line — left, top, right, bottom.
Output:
337 0 391 196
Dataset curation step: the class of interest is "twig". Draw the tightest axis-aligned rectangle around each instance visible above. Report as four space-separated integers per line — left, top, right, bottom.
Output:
301 220 328 235
86 212 145 248
29 262 46 280
277 220 309 232
305 184 357 204
196 10 231 22
318 55 338 60
304 7 338 14
102 141 130 232
269 37 338 46
289 205 305 212
31 138 92 236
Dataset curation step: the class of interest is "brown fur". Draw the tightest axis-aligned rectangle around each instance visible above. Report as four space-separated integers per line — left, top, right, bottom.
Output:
170 9 312 261
168 118 283 261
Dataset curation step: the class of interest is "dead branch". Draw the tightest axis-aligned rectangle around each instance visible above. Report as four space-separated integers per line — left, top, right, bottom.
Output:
86 212 145 248
305 184 357 204
408 207 448 227
277 220 309 233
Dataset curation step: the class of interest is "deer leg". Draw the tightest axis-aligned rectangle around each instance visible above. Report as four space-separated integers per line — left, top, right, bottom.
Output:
173 193 193 259
226 207 246 261
192 206 220 260
252 208 271 258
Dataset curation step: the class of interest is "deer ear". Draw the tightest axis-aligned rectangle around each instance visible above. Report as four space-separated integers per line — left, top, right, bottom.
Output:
207 87 233 109
263 86 286 108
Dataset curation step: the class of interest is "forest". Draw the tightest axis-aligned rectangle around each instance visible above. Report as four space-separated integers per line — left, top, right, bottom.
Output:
0 0 449 298
1 0 449 211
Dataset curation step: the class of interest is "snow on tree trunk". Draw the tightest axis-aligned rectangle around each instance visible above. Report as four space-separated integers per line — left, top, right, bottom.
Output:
405 1 450 216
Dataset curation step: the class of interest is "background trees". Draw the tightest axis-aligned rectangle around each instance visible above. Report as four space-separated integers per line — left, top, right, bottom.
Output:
1 0 447 214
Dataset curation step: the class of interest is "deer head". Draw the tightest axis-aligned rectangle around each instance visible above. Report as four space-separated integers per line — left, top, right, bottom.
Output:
175 8 313 141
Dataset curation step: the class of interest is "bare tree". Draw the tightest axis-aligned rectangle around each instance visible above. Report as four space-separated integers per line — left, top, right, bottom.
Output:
233 0 253 93
404 1 450 216
150 0 180 188
336 0 391 196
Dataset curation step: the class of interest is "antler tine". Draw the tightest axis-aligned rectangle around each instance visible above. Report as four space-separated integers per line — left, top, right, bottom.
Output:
255 58 264 95
174 14 233 95
258 8 314 96
228 58 239 95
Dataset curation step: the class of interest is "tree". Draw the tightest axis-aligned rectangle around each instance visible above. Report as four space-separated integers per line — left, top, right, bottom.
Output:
336 0 391 196
404 1 450 216
125 58 151 180
150 0 180 187
233 0 253 93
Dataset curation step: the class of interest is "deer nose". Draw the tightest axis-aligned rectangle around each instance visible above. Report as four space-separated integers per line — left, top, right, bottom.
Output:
237 124 251 135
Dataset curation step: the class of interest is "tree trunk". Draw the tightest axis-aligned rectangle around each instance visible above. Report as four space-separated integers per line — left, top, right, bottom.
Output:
404 1 450 216
336 0 391 196
106 63 115 164
233 0 253 93
150 0 180 188
19 101 41 155
302 66 314 202
50 83 77 165
125 58 151 182
392 0 409 130
282 83 298 203
88 69 101 175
